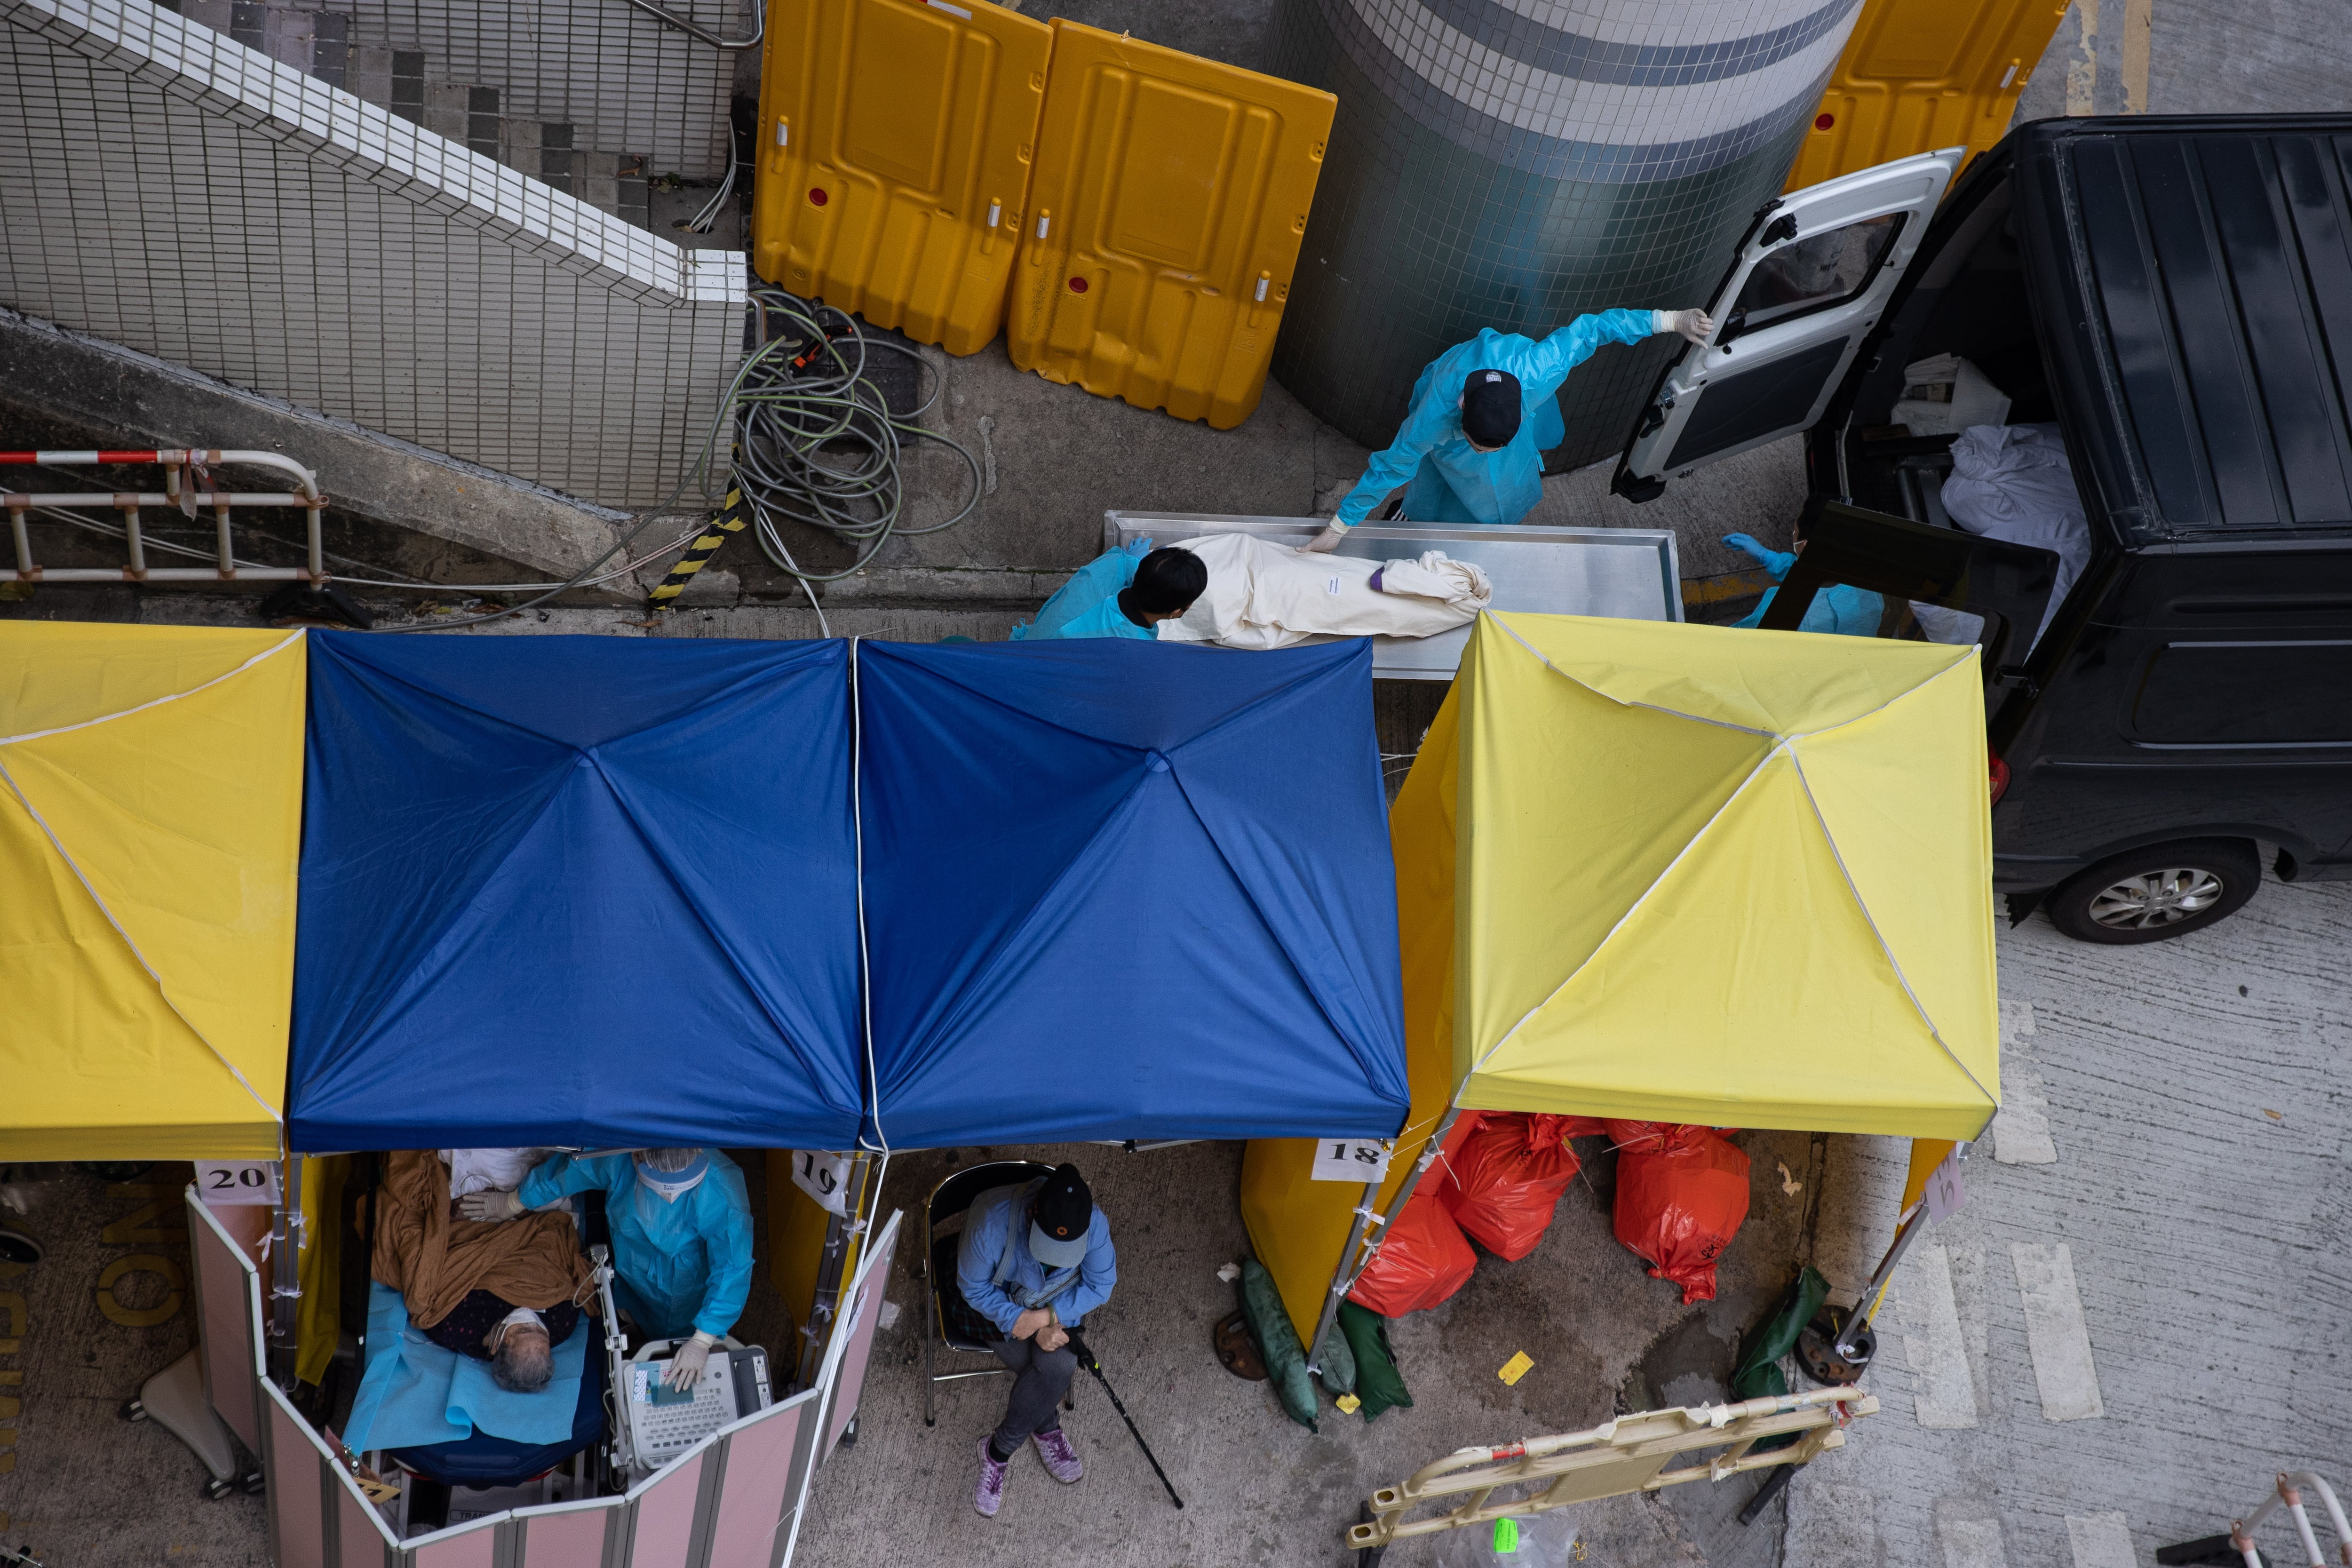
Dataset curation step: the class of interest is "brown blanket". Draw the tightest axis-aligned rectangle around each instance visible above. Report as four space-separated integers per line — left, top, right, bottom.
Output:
370 1150 595 1329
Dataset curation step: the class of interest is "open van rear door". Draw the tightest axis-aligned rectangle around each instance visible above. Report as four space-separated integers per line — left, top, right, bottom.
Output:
1764 500 2060 723
1611 149 1963 501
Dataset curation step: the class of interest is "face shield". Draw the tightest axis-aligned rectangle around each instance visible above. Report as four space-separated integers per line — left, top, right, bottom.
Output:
634 1152 709 1204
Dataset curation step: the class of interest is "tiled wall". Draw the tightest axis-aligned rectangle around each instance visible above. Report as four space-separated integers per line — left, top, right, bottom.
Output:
0 0 744 509
1268 0 1858 461
298 0 743 175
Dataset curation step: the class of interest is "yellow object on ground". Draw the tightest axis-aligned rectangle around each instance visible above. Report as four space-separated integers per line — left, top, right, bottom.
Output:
1497 1351 1533 1386
1243 612 2002 1342
295 1155 348 1387
753 0 1051 354
0 623 305 1159
1786 0 2069 190
1006 21 1333 429
1455 613 1999 1136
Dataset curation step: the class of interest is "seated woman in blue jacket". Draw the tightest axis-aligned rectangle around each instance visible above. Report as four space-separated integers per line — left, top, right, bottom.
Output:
1304 307 1714 548
955 1163 1115 1518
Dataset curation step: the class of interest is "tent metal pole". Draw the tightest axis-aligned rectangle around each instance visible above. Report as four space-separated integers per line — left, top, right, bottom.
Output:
1308 1105 1461 1358
793 1150 883 1391
1305 1179 1378 1375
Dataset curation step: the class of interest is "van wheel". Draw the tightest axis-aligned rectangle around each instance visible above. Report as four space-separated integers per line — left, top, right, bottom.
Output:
2046 840 2260 944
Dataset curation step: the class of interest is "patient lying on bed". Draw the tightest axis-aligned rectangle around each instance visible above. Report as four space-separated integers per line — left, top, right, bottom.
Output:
372 1149 596 1394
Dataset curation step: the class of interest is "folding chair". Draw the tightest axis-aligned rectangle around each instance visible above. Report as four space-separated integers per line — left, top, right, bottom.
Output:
917 1161 1057 1428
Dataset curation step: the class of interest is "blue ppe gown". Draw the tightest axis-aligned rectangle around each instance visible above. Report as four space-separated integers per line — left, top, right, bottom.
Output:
1336 313 1660 528
1724 536 1886 637
519 1151 754 1341
1009 548 1156 642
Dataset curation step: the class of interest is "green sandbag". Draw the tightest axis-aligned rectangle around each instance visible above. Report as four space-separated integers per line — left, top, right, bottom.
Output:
1314 1314 1357 1396
1731 1264 1828 1454
1239 1260 1319 1431
1337 1301 1413 1422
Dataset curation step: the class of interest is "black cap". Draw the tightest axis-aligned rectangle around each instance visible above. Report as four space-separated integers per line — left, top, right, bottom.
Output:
1028 1163 1094 1268
1460 368 1523 449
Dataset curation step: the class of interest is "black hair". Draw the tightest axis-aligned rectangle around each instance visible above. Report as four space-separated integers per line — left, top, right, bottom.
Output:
1460 369 1523 449
1130 547 1208 615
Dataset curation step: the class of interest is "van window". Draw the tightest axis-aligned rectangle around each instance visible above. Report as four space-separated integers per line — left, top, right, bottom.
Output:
1727 214 1903 338
2131 641 2352 744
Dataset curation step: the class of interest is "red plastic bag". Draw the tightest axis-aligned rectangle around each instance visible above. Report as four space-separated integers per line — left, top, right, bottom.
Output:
1606 1121 1750 1305
1442 1113 1585 1261
1346 1187 1477 1316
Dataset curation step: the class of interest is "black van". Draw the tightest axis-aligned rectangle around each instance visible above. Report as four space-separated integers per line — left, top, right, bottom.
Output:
1612 115 2352 945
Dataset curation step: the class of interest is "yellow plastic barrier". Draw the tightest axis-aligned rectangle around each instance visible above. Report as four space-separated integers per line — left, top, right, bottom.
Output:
1006 21 1333 429
1786 0 2068 190
753 0 1052 355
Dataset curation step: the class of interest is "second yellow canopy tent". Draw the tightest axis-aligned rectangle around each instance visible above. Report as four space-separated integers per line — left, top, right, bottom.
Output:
1244 610 2002 1346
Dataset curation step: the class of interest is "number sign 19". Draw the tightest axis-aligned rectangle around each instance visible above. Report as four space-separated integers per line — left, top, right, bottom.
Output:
791 1151 852 1216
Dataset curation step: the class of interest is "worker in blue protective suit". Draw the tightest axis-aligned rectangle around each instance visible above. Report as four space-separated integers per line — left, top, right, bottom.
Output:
1304 307 1716 550
1009 544 1207 641
463 1147 753 1391
1722 533 1885 636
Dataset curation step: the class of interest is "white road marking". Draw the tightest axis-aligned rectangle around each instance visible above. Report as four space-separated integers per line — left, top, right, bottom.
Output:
2067 1512 2136 1568
1900 1244 1977 1428
2012 1242 2106 1420
1993 1059 2059 1164
1940 1516 2010 1568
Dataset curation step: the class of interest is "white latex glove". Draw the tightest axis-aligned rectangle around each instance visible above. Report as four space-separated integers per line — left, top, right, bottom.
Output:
1653 308 1716 346
1301 522 1349 554
457 1188 523 1222
664 1332 715 1391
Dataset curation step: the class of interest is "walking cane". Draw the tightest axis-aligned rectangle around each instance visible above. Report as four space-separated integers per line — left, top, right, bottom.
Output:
1063 1330 1184 1509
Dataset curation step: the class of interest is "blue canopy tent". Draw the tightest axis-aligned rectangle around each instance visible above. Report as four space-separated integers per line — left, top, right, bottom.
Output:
855 638 1409 1147
288 632 864 1151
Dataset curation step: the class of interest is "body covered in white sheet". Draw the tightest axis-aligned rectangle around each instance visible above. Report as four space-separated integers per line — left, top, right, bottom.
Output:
1158 533 1492 651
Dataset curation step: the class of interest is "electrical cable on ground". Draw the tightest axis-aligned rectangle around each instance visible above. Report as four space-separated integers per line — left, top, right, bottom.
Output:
731 284 982 589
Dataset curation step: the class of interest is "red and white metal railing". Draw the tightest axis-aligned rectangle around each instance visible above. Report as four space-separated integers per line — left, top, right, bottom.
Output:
1 449 328 583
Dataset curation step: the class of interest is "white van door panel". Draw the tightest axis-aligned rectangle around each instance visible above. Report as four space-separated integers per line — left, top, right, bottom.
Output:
1617 148 1965 494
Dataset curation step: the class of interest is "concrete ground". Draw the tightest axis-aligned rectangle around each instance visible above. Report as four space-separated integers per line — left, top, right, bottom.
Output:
6 0 2352 1563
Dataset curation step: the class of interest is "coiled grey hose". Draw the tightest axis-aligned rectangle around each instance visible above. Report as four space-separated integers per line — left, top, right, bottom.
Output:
736 284 983 589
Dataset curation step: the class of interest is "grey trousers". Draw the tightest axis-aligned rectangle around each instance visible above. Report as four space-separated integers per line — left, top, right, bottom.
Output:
988 1336 1074 1452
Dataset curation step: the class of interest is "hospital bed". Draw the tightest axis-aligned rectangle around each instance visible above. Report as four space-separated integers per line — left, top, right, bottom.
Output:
1103 512 1683 678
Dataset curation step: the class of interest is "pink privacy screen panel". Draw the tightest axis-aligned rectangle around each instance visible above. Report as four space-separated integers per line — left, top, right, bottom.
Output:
825 1217 900 1453
406 1518 499 1568
705 1395 811 1568
266 1386 330 1568
517 1500 622 1567
627 1446 707 1568
189 1191 263 1452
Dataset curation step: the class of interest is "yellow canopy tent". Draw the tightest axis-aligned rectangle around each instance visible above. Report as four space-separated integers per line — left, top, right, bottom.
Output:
0 622 305 1159
1243 611 2001 1345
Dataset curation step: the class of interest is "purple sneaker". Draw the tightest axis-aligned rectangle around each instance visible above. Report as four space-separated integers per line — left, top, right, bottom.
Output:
974 1438 1010 1517
1033 1425 1084 1483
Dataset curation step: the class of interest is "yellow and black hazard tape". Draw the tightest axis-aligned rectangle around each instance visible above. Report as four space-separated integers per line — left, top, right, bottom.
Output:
648 484 749 609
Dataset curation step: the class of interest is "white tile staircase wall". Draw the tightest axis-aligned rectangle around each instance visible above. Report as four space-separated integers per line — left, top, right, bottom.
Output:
0 0 745 509
165 0 746 233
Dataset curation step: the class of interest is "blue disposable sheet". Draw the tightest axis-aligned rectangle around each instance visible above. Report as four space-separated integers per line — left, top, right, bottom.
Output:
344 1282 587 1453
854 637 1409 1146
288 633 864 1151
